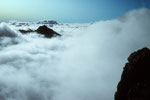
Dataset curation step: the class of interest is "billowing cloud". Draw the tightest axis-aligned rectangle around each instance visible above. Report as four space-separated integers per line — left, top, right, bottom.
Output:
0 8 150 100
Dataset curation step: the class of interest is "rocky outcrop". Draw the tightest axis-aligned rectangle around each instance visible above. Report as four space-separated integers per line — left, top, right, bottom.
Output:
115 48 150 100
35 25 61 38
19 29 34 34
19 25 61 38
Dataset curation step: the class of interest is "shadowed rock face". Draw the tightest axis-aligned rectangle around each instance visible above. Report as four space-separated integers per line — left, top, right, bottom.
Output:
36 25 61 38
115 48 150 100
19 25 61 38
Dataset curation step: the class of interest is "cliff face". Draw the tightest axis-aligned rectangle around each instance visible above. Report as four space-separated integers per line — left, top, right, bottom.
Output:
115 48 150 100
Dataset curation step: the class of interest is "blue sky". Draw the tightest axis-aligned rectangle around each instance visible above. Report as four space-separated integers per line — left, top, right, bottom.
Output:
0 0 150 23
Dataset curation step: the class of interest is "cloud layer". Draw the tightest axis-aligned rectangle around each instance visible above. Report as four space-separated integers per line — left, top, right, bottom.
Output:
0 8 150 100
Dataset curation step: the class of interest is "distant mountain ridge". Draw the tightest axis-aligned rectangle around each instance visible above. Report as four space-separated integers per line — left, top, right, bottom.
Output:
37 20 58 24
19 25 61 38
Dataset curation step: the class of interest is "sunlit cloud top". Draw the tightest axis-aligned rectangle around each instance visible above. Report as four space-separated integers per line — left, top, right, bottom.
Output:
0 0 150 23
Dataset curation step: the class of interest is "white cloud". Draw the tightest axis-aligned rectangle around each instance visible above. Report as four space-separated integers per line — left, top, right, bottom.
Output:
0 8 150 100
0 23 18 38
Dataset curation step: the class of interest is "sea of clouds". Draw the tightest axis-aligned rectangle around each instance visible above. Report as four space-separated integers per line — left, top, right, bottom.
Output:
0 8 150 100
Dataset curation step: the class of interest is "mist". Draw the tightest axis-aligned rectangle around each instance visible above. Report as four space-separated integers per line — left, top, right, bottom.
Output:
0 8 150 100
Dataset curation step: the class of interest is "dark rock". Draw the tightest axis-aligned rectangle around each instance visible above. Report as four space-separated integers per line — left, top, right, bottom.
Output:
115 48 150 100
19 25 61 38
19 29 34 34
36 25 61 38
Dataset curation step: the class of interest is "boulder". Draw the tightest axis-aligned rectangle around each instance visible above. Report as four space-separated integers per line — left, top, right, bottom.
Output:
115 48 150 100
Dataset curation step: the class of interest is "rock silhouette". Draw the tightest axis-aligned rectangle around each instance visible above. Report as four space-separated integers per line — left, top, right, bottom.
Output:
36 25 61 38
19 25 61 38
115 48 150 100
19 29 34 34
